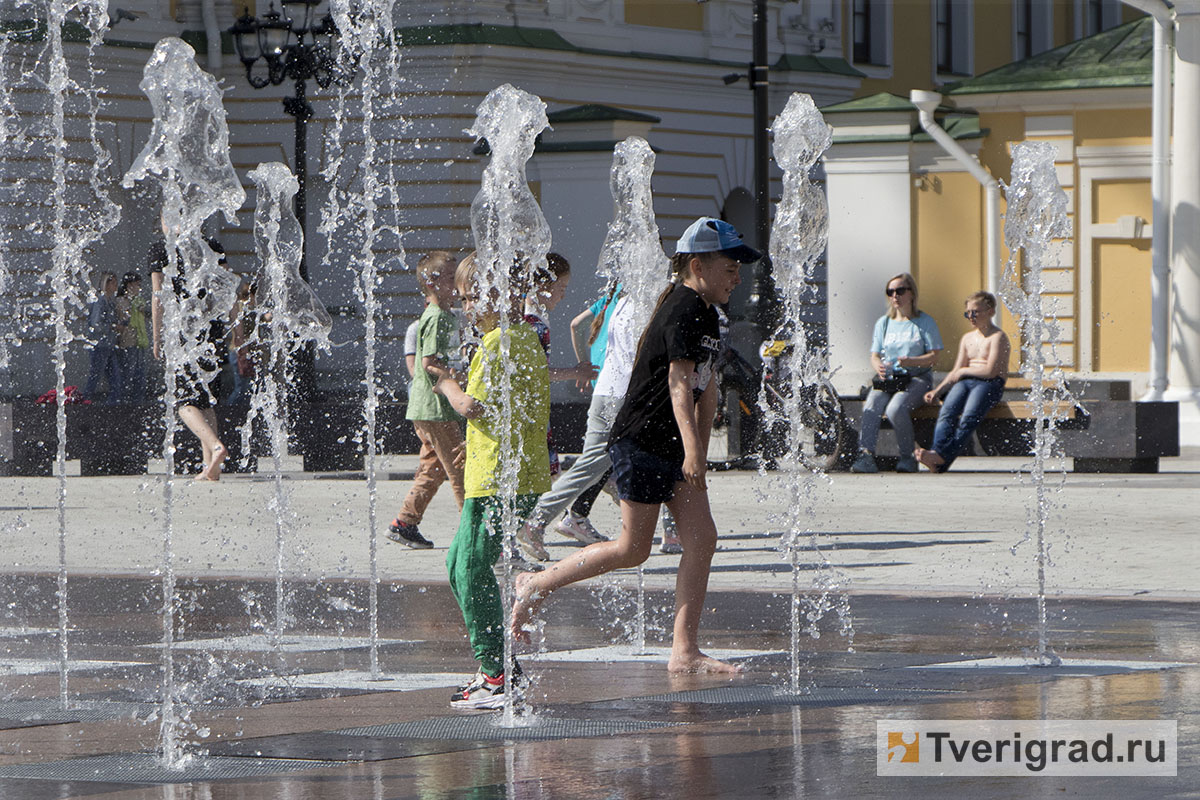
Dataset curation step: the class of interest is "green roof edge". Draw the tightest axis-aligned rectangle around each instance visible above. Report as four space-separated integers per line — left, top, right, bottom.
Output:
947 17 1153 95
548 104 661 124
394 22 862 76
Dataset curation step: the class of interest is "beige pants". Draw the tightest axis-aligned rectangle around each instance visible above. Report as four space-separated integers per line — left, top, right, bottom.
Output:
395 420 465 526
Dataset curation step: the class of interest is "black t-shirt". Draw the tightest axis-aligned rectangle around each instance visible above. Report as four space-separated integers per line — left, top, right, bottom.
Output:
609 284 720 463
148 239 227 353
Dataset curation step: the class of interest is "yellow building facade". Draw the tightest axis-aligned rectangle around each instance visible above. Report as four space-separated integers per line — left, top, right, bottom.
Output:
823 18 1158 395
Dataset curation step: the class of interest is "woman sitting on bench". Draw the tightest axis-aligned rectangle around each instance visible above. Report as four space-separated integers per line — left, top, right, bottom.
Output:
915 291 1010 473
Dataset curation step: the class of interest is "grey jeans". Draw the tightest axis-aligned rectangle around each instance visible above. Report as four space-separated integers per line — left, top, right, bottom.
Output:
857 374 932 456
530 392 623 527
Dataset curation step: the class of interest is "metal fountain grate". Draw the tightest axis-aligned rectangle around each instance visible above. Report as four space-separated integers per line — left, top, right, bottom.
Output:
0 699 156 725
633 684 954 706
340 714 682 742
0 754 336 784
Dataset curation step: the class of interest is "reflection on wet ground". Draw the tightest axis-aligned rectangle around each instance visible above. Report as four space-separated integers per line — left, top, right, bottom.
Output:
0 577 1195 798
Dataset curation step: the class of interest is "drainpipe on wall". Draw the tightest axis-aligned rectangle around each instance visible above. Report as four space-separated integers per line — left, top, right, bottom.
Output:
910 90 1002 299
202 0 222 72
1122 0 1174 401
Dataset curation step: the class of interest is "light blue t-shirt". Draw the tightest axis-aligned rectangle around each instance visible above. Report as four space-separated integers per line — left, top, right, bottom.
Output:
870 312 942 376
587 284 622 384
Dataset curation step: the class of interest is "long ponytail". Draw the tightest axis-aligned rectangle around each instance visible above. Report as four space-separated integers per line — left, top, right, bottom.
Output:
631 251 711 365
587 280 620 347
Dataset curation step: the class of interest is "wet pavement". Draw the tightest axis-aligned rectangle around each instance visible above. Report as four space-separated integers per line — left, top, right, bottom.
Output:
0 452 1197 797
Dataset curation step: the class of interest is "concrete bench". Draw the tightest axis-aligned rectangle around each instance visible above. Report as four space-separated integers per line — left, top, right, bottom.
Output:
1 400 594 476
840 379 1178 473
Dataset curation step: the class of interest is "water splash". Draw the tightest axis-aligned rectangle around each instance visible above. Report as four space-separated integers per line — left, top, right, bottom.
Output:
466 84 552 722
1001 140 1074 668
764 93 853 692
32 0 122 712
121 36 245 767
596 136 671 329
324 0 402 678
245 162 333 666
595 136 669 652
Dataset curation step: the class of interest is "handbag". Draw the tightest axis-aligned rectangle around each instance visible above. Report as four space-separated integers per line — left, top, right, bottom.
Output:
872 374 912 393
872 317 913 393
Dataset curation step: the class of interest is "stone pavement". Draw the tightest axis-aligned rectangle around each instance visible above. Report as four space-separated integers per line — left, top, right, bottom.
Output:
0 450 1195 798
2 448 1196 599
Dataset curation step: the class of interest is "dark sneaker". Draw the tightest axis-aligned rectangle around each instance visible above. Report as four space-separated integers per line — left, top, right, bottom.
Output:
450 669 507 710
386 520 433 549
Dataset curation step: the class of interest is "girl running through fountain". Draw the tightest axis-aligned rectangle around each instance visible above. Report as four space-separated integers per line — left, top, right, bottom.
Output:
510 217 759 674
915 291 1011 472
436 252 551 708
149 236 233 481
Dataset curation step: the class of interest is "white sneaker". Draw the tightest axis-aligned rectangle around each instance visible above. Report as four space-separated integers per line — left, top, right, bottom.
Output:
516 520 550 561
553 513 608 544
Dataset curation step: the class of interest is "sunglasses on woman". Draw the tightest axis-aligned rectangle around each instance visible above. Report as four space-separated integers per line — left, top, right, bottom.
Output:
885 286 910 297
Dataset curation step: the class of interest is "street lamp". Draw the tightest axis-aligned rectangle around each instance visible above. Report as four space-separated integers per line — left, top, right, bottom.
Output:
722 0 780 336
230 2 355 280
230 1 356 401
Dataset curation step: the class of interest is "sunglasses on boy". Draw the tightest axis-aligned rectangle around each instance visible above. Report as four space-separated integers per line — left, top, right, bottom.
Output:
885 286 910 297
963 309 983 319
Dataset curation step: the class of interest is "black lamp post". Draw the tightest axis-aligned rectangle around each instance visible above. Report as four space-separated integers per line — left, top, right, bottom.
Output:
722 0 781 337
229 1 355 401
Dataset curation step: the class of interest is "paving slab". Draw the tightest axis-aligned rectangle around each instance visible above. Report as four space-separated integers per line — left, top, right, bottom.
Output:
0 450 1196 797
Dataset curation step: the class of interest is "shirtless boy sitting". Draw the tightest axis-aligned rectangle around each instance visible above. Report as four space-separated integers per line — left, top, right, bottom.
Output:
914 291 1011 473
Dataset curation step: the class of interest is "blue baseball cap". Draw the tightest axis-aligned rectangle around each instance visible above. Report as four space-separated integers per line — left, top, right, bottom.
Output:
675 217 761 263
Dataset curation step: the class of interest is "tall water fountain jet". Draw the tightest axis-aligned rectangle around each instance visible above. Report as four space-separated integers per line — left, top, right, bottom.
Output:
244 162 333 663
324 0 401 678
763 93 853 692
1001 140 1073 667
121 37 245 766
37 0 121 710
467 83 552 720
0 23 16 376
592 136 670 653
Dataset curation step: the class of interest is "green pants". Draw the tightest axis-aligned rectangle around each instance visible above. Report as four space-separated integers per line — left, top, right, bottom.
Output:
446 494 539 678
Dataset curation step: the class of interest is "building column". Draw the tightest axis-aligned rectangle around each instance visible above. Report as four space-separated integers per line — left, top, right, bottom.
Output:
1168 1 1200 444
823 148 913 395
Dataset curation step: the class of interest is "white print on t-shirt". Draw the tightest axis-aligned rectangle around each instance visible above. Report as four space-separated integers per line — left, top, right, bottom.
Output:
690 334 721 394
882 326 922 351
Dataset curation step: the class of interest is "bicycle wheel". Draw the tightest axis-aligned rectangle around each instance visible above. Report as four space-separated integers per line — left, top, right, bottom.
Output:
798 379 845 472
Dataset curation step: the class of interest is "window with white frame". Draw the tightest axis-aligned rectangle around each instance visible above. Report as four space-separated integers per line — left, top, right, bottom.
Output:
852 0 890 66
1014 0 1053 60
935 0 971 76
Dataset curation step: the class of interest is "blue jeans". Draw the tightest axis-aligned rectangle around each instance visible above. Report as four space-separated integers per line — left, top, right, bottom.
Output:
931 377 1005 470
858 374 932 455
84 343 121 404
117 347 147 403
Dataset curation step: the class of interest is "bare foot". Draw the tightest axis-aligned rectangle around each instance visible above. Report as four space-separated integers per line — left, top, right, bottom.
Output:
509 571 544 645
198 444 227 481
667 650 743 674
913 447 944 471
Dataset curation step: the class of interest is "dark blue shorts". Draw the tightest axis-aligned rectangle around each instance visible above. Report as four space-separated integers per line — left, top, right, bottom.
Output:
608 438 684 505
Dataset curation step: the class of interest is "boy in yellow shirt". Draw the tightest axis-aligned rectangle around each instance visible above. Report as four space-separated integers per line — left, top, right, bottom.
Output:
435 252 550 709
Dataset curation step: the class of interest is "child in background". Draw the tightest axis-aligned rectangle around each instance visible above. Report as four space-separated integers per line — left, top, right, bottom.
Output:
510 217 759 674
915 291 1010 473
436 252 551 709
84 271 123 404
387 251 465 549
115 272 148 403
523 252 598 479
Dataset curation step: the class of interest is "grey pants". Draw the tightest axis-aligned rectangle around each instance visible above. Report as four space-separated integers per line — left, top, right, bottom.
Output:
857 374 932 456
529 392 623 527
